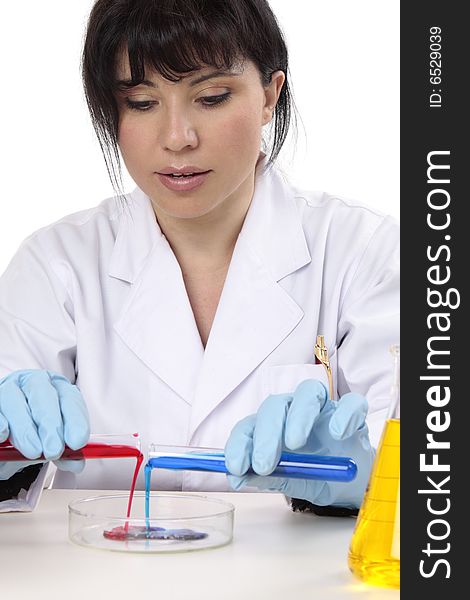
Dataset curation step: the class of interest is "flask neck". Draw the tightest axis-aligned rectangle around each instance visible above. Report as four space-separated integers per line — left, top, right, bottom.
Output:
387 345 400 420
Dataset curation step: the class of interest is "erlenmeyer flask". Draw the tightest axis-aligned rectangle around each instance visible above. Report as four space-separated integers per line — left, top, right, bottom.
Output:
348 344 400 588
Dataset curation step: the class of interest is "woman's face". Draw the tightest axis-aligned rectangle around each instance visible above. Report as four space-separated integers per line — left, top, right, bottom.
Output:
115 54 285 220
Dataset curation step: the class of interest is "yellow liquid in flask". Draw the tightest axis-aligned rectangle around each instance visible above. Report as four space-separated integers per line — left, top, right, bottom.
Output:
348 418 400 588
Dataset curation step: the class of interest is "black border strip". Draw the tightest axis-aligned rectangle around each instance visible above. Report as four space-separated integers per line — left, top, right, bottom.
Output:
401 2 466 595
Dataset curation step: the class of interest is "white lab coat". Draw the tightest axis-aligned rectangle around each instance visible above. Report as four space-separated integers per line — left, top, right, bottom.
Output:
0 159 399 503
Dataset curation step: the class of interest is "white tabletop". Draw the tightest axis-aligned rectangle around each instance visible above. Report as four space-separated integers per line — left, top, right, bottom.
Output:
1 489 399 600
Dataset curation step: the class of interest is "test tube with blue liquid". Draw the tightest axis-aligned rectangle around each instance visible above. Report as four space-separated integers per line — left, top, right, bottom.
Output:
147 444 357 482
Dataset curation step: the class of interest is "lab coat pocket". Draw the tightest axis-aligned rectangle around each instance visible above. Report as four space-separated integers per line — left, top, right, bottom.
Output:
262 349 337 400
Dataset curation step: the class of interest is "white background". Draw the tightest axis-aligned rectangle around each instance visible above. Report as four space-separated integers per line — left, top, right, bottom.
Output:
0 1 399 274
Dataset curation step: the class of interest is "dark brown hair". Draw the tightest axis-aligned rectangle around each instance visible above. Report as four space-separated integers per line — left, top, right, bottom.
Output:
81 0 295 199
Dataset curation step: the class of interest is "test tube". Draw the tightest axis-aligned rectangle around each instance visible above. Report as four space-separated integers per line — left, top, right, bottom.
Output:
0 433 141 462
148 444 357 482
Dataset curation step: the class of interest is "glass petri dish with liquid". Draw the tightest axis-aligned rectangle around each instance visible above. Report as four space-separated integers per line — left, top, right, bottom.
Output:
68 493 234 553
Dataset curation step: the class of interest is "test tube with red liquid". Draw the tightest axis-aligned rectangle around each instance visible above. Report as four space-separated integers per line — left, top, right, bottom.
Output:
0 433 144 519
0 432 141 462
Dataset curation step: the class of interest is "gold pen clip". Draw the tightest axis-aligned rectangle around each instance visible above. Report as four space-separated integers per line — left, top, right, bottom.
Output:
314 335 334 400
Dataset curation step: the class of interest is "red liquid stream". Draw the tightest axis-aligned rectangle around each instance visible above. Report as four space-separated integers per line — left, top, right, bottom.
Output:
126 452 143 519
0 441 143 519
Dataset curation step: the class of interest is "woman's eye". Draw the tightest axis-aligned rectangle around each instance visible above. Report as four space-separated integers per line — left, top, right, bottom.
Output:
125 99 156 112
199 92 231 108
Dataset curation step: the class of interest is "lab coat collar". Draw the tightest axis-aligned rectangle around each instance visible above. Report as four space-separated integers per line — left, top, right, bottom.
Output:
108 188 163 284
239 159 311 282
111 162 312 438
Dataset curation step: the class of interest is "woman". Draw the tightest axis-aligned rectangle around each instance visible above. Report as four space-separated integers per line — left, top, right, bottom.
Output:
0 0 398 514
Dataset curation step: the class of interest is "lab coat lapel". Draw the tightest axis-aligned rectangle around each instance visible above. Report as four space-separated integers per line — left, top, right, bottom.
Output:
188 165 311 439
111 188 204 404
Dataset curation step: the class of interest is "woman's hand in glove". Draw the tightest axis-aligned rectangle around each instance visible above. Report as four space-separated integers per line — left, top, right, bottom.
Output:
224 379 375 509
0 369 90 480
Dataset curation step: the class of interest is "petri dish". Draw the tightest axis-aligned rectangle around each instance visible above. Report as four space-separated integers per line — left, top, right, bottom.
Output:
68 492 234 553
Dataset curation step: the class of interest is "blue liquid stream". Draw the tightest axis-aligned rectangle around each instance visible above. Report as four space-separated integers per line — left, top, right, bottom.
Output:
145 464 152 530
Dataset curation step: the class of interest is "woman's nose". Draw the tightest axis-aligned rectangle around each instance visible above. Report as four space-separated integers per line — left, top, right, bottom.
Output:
159 108 199 152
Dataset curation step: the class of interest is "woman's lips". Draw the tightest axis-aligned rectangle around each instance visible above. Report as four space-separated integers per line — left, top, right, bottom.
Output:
156 171 211 192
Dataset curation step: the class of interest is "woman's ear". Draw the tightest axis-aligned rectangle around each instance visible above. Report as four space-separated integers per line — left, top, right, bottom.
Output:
262 70 286 125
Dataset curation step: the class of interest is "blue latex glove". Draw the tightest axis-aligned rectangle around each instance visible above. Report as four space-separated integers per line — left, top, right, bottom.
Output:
225 379 375 509
0 369 90 481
